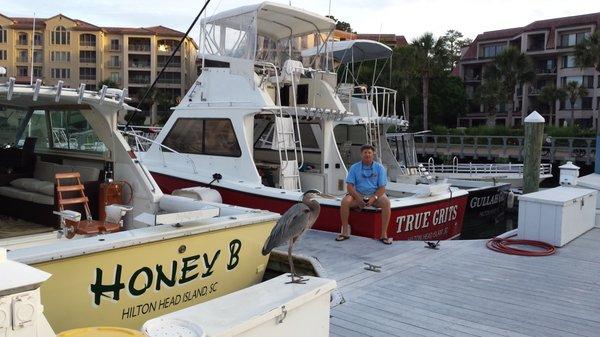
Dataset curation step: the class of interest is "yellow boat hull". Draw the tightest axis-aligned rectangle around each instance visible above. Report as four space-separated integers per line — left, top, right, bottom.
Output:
33 220 275 332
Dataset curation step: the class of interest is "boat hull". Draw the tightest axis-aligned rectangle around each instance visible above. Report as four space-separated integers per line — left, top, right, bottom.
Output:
30 219 275 332
152 172 468 241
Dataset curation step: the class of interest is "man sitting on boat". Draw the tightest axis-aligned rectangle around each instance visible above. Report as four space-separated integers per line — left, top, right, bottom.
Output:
337 144 393 244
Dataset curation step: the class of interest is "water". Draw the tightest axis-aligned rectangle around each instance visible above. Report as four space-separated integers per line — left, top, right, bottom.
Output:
460 211 518 240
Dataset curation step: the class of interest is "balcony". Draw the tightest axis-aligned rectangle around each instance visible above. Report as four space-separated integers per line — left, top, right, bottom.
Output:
157 62 181 68
106 60 121 68
156 77 181 84
16 57 28 63
80 58 97 64
528 87 542 96
536 67 556 75
129 62 151 69
129 76 151 85
464 74 481 82
106 45 121 52
129 44 151 53
527 45 545 52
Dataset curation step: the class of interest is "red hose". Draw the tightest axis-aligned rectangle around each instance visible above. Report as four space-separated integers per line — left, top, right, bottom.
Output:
486 236 556 256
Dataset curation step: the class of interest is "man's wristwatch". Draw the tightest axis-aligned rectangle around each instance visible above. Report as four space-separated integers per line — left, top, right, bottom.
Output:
373 195 378 200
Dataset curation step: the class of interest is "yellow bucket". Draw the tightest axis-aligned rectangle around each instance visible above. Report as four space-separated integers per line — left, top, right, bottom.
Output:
58 327 147 337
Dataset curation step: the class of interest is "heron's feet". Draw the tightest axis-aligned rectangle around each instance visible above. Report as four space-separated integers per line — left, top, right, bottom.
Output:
286 273 308 284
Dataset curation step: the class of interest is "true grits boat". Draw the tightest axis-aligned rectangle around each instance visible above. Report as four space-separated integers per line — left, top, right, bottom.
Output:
0 81 279 332
303 39 512 227
137 2 469 241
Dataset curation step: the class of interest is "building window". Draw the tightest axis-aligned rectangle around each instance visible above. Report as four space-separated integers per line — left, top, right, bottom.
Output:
79 67 96 80
162 118 241 157
0 26 6 43
562 97 593 110
110 39 120 51
33 50 43 63
482 44 506 58
34 33 43 46
17 33 27 45
561 76 594 89
17 50 28 63
51 68 70 79
0 50 6 60
0 66 6 77
79 50 96 63
51 51 70 62
110 72 119 83
51 26 70 45
560 31 590 48
109 55 120 67
79 33 96 47
562 55 577 68
32 66 43 78
17 66 28 77
156 71 181 84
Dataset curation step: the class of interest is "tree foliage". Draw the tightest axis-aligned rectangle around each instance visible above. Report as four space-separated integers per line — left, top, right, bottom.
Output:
325 15 355 33
98 78 118 88
539 85 566 126
440 30 472 68
564 81 588 126
575 30 600 72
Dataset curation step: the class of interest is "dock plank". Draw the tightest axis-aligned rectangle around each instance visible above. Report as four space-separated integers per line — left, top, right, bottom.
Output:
275 228 600 337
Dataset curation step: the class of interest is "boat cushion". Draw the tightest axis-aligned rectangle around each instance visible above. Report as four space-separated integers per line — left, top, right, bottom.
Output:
0 186 36 202
10 178 55 196
31 193 54 205
33 161 57 182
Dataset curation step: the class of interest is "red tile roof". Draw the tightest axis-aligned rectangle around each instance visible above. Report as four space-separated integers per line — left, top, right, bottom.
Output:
2 13 185 36
462 11 600 60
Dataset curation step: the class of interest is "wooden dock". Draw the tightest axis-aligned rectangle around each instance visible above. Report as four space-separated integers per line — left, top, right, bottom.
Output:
277 228 600 337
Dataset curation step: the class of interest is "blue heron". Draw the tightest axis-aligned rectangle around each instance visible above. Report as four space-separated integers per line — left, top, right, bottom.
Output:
262 189 321 284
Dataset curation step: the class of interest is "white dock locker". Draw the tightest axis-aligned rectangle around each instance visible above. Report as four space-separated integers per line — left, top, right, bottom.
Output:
142 275 336 337
518 187 597 247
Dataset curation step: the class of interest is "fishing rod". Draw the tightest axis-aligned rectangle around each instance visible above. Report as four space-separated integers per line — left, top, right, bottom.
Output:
125 0 212 128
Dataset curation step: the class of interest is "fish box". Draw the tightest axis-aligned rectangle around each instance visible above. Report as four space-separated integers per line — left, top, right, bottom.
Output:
518 187 597 247
142 275 336 337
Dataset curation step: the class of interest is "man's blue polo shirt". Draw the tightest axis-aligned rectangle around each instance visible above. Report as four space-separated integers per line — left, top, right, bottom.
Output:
346 161 387 196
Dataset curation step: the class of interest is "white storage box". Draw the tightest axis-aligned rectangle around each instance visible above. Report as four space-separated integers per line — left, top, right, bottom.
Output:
518 187 597 247
142 275 336 337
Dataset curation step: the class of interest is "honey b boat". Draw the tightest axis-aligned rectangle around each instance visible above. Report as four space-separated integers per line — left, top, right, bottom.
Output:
0 80 279 332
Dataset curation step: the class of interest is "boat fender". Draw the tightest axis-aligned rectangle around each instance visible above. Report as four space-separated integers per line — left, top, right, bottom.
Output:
506 191 515 209
172 187 223 203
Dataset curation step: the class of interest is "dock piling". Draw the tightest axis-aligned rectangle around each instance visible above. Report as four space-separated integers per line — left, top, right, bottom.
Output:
523 111 545 194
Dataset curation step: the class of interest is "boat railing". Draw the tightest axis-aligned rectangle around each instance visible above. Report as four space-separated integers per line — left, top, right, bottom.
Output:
413 134 596 164
120 129 197 174
425 157 553 175
118 125 162 152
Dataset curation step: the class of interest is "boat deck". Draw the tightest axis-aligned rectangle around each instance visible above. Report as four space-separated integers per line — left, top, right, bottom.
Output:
277 228 600 337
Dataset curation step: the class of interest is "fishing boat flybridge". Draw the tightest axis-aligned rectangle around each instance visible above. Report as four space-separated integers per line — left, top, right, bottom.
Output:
302 39 512 224
0 80 280 332
137 2 470 241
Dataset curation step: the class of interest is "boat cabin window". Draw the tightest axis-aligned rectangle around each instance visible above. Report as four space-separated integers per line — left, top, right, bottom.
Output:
163 118 241 157
1 106 48 150
254 121 319 151
48 109 106 153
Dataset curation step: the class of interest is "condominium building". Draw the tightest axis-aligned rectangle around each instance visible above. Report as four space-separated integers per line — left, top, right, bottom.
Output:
457 12 600 127
0 13 198 114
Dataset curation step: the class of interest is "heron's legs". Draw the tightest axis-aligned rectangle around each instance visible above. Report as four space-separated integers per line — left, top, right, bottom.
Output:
286 238 307 284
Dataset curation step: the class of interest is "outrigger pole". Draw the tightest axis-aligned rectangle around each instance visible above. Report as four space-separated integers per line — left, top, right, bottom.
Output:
125 0 212 129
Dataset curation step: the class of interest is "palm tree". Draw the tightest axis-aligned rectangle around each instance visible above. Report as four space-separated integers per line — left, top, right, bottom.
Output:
98 78 118 89
392 45 419 122
575 31 600 72
474 76 503 126
411 33 449 130
489 47 535 125
564 81 589 127
539 85 567 126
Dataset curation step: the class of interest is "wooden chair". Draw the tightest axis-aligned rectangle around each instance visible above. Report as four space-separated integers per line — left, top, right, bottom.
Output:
54 172 121 238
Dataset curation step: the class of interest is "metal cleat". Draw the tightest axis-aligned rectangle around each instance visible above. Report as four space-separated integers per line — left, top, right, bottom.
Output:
364 262 381 272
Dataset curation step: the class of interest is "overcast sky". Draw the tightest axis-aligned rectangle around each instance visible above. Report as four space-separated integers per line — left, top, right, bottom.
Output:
3 0 600 42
